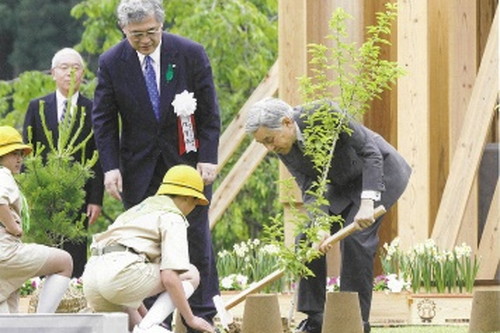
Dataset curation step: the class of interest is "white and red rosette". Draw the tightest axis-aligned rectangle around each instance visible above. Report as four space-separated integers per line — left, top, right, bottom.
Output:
171 90 198 154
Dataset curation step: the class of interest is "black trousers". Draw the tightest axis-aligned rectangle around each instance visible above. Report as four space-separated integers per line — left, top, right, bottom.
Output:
62 235 87 278
62 205 90 278
126 158 220 331
297 204 383 325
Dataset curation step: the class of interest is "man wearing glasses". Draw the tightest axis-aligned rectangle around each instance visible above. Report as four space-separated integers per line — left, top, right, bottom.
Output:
23 47 104 279
91 0 220 332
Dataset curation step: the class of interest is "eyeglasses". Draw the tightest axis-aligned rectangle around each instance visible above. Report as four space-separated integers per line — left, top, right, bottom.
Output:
55 63 83 72
127 26 162 41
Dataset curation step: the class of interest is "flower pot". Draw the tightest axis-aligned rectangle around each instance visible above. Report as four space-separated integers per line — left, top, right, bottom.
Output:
409 293 473 325
322 292 363 333
468 290 500 332
241 294 283 333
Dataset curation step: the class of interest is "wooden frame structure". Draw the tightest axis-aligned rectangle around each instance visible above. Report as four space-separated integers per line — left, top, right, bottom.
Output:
209 0 499 279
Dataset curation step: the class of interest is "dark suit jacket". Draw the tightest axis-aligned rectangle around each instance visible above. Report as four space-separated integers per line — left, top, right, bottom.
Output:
23 93 104 206
279 103 411 215
92 32 221 204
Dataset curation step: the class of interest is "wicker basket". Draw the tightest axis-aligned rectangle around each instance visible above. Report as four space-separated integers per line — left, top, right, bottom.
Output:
28 285 87 313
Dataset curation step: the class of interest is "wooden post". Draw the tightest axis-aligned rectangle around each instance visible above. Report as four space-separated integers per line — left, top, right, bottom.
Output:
431 8 498 249
278 0 307 249
428 0 450 239
363 0 399 275
397 0 431 247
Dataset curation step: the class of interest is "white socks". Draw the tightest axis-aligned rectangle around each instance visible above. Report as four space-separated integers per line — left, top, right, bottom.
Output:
36 274 70 313
138 281 195 329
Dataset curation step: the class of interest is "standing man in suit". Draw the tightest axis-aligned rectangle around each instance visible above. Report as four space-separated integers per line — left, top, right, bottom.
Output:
245 98 411 333
91 0 221 330
23 47 104 278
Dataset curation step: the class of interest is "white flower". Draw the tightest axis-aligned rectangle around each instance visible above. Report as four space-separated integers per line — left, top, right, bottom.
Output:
262 244 280 255
235 274 248 288
424 238 436 250
218 249 230 258
455 243 472 258
220 274 248 290
234 242 249 257
435 253 446 263
221 276 234 289
414 243 425 255
386 274 408 293
171 90 197 117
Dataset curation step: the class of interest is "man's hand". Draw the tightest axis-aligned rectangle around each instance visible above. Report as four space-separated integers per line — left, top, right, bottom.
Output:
354 199 375 229
87 204 102 225
313 229 331 253
104 169 122 201
197 162 218 185
185 316 215 333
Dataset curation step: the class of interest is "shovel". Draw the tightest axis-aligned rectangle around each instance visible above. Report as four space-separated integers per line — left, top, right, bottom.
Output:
214 205 386 331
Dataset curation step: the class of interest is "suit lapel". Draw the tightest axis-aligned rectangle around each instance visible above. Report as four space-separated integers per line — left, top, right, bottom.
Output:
45 93 59 141
160 33 179 123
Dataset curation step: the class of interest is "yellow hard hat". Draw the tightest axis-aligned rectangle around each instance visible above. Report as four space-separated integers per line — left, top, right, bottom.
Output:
0 126 32 157
156 165 209 205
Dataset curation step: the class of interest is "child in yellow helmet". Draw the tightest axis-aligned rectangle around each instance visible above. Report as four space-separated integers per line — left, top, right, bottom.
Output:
82 165 214 333
0 126 73 314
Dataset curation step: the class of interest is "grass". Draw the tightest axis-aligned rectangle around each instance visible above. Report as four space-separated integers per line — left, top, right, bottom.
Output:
372 326 497 332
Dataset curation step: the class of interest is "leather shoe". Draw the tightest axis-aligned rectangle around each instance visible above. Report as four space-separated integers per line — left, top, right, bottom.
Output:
294 314 322 333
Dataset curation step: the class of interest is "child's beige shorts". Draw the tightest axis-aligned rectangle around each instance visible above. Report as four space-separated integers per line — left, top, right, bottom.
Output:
82 251 160 311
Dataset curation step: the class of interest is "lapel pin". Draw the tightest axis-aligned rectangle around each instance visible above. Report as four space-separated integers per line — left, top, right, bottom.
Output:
166 63 176 82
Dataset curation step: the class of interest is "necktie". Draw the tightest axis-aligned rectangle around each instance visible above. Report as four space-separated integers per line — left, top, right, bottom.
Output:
60 99 68 122
144 56 160 120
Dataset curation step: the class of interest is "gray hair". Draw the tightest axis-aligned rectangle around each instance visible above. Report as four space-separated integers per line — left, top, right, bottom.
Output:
117 0 165 27
51 48 84 69
245 97 294 133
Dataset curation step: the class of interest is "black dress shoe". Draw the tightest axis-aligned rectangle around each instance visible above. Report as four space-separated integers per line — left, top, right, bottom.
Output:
295 315 322 333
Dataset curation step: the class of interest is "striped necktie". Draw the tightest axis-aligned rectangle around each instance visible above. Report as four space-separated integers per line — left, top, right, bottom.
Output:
144 55 160 120
60 99 68 122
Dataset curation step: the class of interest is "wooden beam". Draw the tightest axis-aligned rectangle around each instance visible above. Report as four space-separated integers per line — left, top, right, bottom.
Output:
397 0 431 247
476 182 499 280
478 0 499 144
431 8 499 249
448 0 478 250
217 61 279 171
209 141 268 228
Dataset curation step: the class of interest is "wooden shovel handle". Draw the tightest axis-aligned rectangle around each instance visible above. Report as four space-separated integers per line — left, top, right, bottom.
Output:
224 205 386 310
319 205 386 250
224 268 285 310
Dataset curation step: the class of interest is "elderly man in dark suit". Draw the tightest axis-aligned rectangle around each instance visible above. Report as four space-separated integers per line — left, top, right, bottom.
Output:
246 97 411 333
23 47 104 278
91 0 220 330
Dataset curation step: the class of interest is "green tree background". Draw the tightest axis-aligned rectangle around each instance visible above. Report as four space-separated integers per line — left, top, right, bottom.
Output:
0 0 280 253
0 0 84 79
